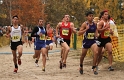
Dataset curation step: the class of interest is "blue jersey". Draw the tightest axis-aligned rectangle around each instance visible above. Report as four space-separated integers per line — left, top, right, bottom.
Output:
36 27 46 43
84 22 97 40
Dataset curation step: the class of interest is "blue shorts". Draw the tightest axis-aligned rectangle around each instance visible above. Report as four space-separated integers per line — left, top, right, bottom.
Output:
46 40 53 45
82 39 96 49
34 41 46 50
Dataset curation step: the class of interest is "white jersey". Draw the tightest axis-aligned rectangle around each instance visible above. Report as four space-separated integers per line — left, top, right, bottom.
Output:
10 25 22 42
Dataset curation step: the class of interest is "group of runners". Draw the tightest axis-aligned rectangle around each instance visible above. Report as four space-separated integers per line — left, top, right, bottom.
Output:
5 10 116 75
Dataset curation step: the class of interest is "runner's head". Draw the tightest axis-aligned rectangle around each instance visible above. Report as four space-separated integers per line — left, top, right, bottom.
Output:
99 10 109 20
12 15 19 25
38 18 44 27
64 15 70 22
85 11 94 22
46 22 51 29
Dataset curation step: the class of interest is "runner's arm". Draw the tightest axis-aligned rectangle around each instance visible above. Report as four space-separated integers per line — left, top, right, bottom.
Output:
56 22 61 37
97 21 109 33
31 27 39 37
70 22 77 34
77 22 87 36
6 26 11 38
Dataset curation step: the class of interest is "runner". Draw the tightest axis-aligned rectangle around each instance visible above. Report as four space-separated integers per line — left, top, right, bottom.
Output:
28 28 32 47
97 10 114 71
77 11 99 75
46 22 54 60
56 14 77 69
31 18 47 71
6 15 24 73
24 27 29 47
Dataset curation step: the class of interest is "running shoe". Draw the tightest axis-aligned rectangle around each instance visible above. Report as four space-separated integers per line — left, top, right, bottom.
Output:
46 57 49 60
42 67 45 72
13 68 18 74
59 61 62 69
35 63 39 67
93 67 98 75
63 63 66 68
108 66 114 71
79 67 83 74
18 59 21 65
92 66 100 71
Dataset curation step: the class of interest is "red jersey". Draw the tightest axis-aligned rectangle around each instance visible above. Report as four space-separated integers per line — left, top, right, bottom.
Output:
59 22 72 40
100 22 110 38
47 28 53 40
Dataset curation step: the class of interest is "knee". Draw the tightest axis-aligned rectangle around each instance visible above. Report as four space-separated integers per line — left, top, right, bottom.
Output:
94 51 99 56
65 47 70 52
18 51 22 55
42 53 46 57
108 50 112 55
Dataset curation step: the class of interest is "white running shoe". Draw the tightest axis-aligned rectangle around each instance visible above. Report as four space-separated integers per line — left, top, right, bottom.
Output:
35 63 39 67
46 57 49 60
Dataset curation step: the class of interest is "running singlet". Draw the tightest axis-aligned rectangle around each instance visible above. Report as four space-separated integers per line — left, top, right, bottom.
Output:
100 22 110 38
10 25 21 42
59 22 72 40
36 27 46 42
47 29 53 40
84 22 96 40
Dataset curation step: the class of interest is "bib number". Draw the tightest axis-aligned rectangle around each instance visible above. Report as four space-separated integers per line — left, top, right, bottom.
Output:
104 31 110 37
28 33 31 37
12 35 20 42
40 34 45 40
62 29 69 36
47 37 51 40
87 33 94 39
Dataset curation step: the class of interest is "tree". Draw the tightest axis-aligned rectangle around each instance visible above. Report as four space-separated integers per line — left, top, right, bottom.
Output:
11 0 44 27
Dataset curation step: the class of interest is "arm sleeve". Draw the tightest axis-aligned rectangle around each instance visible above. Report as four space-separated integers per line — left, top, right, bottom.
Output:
31 27 39 37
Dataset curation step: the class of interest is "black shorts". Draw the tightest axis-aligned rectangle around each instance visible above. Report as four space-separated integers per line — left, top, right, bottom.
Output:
57 38 70 46
97 37 111 47
10 41 23 50
63 39 70 46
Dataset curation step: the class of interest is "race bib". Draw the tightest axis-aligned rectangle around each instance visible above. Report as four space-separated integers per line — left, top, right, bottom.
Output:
28 33 31 37
104 31 110 37
87 33 94 39
62 28 69 36
47 37 51 40
12 35 20 42
39 34 45 40
12 32 21 42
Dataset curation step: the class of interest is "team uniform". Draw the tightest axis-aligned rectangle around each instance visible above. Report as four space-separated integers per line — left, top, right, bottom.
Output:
10 25 22 50
31 26 46 50
57 22 72 46
82 22 97 49
46 29 53 46
97 22 111 47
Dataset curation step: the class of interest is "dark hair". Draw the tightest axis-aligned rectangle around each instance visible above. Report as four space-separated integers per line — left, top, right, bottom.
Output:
12 15 18 19
99 10 108 19
38 18 43 22
85 11 93 16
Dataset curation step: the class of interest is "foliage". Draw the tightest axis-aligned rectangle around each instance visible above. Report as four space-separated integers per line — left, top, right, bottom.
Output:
0 0 124 27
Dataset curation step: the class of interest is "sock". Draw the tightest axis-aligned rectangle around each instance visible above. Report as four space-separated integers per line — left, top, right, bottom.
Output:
35 60 38 63
15 64 18 68
92 66 96 69
80 64 83 68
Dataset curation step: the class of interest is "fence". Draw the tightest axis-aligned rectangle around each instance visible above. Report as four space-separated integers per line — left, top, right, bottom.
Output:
0 36 10 47
70 25 124 62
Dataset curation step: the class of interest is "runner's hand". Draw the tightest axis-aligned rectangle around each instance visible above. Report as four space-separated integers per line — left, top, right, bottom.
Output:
39 33 42 36
56 35 61 38
86 24 89 30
